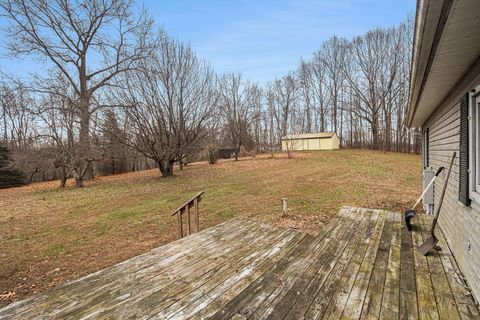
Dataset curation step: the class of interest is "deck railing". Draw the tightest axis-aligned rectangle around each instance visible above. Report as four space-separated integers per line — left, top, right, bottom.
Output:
171 191 204 239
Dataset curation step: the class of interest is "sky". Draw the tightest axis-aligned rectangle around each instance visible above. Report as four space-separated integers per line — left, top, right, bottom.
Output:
0 0 415 85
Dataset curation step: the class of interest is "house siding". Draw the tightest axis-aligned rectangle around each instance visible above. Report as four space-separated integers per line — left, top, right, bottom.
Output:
424 89 480 302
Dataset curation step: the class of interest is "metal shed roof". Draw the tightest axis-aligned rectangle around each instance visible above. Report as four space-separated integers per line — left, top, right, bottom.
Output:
281 132 336 140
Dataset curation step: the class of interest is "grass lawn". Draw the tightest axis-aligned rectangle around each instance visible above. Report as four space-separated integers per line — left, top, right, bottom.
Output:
0 149 421 305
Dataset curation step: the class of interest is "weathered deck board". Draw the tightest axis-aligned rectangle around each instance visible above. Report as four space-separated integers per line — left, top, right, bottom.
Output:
60 220 271 318
4 218 252 317
399 217 419 320
412 214 441 320
211 207 359 320
0 208 478 320
380 212 402 319
236 211 348 320
419 214 460 320
263 208 359 320
304 208 373 319
215 214 341 319
78 224 296 319
280 208 365 320
360 210 395 319
341 209 387 319
319 210 380 320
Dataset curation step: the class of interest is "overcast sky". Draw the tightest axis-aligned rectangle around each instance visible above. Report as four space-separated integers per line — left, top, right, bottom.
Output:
0 0 415 84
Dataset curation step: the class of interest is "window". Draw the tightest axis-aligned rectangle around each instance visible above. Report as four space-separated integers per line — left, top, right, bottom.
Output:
476 94 480 191
468 86 480 204
423 128 429 169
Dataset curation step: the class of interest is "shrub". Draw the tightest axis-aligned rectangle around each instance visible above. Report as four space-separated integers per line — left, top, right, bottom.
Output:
0 143 25 188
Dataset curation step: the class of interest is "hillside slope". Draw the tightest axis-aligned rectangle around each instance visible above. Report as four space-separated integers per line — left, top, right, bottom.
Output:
0 149 421 305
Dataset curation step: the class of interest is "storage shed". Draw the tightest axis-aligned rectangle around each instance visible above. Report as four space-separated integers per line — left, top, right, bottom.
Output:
281 132 340 151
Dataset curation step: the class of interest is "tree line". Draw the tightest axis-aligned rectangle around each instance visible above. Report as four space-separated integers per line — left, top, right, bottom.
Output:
0 0 419 188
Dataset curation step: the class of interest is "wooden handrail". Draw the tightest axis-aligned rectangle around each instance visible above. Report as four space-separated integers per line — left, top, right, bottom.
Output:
171 191 204 239
170 191 204 216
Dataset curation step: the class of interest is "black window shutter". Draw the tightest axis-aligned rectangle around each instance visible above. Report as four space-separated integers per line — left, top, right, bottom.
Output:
459 93 471 206
423 128 429 169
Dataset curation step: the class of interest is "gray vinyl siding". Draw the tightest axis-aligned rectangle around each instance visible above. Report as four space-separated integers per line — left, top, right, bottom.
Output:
424 94 480 303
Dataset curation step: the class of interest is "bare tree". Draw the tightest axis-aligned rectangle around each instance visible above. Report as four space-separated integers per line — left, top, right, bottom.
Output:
264 89 279 156
114 34 219 176
0 12 419 189
219 73 260 161
0 79 35 151
32 76 94 187
297 59 313 132
311 52 330 132
265 74 302 158
343 27 402 149
269 74 297 140
0 77 49 182
0 0 154 186
319 36 347 136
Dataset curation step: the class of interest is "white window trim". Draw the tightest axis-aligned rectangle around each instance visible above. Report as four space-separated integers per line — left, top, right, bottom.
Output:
471 191 480 205
423 129 429 169
469 85 480 205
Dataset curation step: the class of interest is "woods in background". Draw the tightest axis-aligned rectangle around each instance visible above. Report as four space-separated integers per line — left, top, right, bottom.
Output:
0 0 418 187
261 18 417 154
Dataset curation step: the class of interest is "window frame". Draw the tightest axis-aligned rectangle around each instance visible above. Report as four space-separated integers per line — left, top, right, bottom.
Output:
469 86 480 204
423 128 429 169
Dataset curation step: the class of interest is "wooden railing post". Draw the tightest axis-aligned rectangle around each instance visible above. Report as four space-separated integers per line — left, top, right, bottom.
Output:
171 191 204 239
177 209 183 239
186 203 191 236
194 197 199 233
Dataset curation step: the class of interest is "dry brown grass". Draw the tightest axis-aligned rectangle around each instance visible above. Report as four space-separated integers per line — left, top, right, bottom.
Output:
0 149 421 306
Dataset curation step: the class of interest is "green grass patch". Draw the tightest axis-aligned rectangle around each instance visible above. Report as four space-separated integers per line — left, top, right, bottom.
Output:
43 243 66 257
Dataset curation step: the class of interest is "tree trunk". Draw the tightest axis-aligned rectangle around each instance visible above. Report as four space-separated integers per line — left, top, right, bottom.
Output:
339 102 344 147
385 113 392 151
77 95 92 186
371 118 379 150
84 161 94 180
75 175 84 188
28 167 39 184
320 101 325 132
60 169 67 188
306 102 312 133
234 141 241 161
158 159 174 177
349 103 353 147
333 89 338 134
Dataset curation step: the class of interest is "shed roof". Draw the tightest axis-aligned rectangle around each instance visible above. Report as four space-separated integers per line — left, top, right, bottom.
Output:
407 0 480 127
281 132 336 140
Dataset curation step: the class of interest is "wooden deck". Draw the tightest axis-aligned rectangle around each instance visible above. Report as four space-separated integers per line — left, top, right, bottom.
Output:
1 207 479 319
